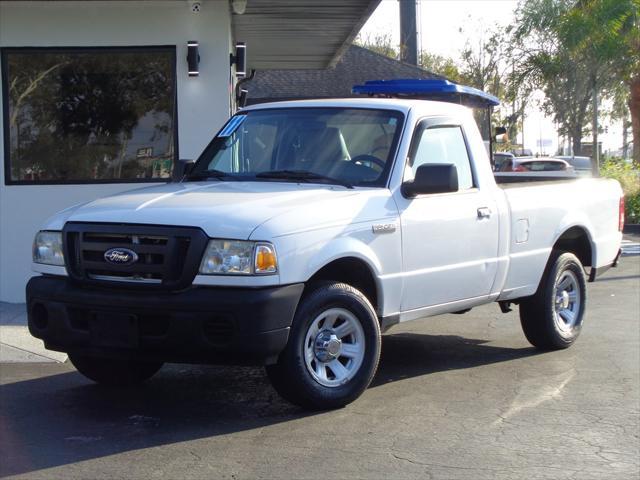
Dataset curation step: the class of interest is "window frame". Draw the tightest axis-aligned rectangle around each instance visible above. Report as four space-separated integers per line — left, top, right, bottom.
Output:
1 45 179 186
403 116 478 198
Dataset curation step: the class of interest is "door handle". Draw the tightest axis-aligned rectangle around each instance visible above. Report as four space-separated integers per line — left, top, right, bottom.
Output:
477 207 492 218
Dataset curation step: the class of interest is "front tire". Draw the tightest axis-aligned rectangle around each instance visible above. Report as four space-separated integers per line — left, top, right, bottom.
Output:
69 354 163 386
266 282 381 410
520 251 587 350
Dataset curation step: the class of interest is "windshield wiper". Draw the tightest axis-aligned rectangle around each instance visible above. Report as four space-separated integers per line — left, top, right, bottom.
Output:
255 170 353 189
184 169 229 181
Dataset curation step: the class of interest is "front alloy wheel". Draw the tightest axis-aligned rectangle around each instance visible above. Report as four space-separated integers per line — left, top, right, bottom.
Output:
304 307 366 387
266 282 381 409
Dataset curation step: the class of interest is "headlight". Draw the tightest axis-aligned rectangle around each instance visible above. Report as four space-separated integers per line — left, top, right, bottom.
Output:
33 231 65 266
199 240 278 275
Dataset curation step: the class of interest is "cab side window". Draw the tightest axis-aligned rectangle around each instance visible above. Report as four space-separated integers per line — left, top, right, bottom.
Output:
407 125 474 190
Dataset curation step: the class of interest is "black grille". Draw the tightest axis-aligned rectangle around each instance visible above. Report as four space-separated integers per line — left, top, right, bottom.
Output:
63 223 209 290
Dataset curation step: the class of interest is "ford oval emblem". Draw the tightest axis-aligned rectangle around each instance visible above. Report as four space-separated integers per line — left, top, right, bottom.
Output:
104 248 138 266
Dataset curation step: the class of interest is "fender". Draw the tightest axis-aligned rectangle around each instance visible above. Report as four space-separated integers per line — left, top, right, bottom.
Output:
306 235 384 280
552 210 596 263
305 234 403 316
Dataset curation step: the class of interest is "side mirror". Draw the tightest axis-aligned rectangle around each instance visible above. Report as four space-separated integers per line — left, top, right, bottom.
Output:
494 126 508 144
402 164 458 197
173 159 195 181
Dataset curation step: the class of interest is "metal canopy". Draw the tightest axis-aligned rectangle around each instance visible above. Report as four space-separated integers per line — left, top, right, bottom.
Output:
233 0 380 70
352 79 501 108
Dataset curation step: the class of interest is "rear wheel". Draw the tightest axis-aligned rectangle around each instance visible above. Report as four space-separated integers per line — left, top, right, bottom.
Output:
520 251 587 350
69 354 163 386
266 282 381 410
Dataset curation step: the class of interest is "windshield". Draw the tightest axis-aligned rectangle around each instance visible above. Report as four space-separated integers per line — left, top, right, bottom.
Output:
562 157 592 170
190 108 404 188
519 160 567 171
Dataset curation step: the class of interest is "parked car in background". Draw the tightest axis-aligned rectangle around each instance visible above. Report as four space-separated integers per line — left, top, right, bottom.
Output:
555 156 593 176
493 152 515 172
511 148 534 157
499 157 575 174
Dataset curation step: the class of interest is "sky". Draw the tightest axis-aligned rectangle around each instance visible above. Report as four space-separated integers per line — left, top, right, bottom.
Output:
361 0 518 60
359 0 623 156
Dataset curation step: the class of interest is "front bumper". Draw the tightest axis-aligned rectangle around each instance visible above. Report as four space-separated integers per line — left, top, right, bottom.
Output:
26 276 303 365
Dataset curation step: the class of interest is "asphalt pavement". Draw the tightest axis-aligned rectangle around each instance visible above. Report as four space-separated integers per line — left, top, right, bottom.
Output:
1 250 638 480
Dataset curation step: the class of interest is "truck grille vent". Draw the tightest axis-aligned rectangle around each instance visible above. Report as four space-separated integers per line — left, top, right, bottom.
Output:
63 223 209 290
203 314 235 346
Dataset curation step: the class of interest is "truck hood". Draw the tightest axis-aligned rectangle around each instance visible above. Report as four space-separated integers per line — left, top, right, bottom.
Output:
44 181 371 239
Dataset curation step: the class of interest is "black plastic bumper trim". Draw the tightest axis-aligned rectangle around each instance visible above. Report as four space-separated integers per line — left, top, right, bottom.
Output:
26 275 304 365
588 249 621 282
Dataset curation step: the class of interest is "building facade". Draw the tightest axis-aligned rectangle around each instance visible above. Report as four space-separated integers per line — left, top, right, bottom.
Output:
0 0 378 302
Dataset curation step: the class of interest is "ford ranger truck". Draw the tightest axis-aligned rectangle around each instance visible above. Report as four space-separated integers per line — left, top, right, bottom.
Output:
27 95 623 409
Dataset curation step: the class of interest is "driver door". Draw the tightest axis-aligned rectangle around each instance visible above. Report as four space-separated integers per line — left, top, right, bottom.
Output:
394 117 500 312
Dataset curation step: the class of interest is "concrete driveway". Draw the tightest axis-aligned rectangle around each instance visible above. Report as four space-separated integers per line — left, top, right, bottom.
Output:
1 254 638 480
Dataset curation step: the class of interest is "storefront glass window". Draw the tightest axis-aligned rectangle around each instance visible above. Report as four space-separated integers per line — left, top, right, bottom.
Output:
1 47 177 184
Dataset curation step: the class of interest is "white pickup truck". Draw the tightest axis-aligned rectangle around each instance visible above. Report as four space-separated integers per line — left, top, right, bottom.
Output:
27 92 623 409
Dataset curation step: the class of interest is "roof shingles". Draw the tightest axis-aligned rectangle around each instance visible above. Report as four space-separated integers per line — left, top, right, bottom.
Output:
245 45 441 103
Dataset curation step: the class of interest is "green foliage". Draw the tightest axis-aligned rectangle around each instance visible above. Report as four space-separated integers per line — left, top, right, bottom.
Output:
459 30 504 95
420 52 462 82
561 0 639 82
354 33 399 60
600 158 640 221
512 0 640 160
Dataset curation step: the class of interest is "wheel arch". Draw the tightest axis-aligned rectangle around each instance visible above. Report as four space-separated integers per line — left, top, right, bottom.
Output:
306 256 382 316
552 225 594 268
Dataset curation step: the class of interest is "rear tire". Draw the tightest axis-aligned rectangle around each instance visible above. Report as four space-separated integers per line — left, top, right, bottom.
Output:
519 251 587 350
266 282 381 410
69 354 163 386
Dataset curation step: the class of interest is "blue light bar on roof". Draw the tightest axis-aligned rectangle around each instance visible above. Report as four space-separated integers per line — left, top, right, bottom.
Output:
352 79 500 108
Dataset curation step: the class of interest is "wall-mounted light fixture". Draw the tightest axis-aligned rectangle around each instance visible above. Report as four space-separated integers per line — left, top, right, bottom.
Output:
231 0 247 15
187 41 200 76
230 42 246 77
235 69 255 110
237 88 248 107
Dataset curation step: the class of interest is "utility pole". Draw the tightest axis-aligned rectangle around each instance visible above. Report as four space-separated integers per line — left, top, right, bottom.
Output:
592 75 599 176
399 0 418 65
521 113 525 153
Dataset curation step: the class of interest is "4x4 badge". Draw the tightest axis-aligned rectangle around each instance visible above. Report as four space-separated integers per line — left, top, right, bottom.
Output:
104 248 138 266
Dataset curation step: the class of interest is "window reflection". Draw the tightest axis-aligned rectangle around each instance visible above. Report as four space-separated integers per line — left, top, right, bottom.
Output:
3 47 176 183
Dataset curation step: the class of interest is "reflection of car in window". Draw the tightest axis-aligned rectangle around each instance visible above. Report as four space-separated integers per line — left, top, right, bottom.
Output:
500 157 574 173
493 152 515 172
511 148 533 157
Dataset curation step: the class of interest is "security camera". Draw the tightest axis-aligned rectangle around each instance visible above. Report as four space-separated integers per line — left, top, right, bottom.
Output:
231 0 247 15
190 1 202 13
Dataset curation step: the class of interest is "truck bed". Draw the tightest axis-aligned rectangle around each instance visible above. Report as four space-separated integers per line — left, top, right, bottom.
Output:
494 172 579 187
495 176 622 301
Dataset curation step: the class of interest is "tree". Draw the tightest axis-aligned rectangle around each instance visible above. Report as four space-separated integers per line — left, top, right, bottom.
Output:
607 81 633 158
457 28 515 141
512 0 640 163
561 0 640 164
512 0 594 157
419 52 462 82
354 32 399 60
